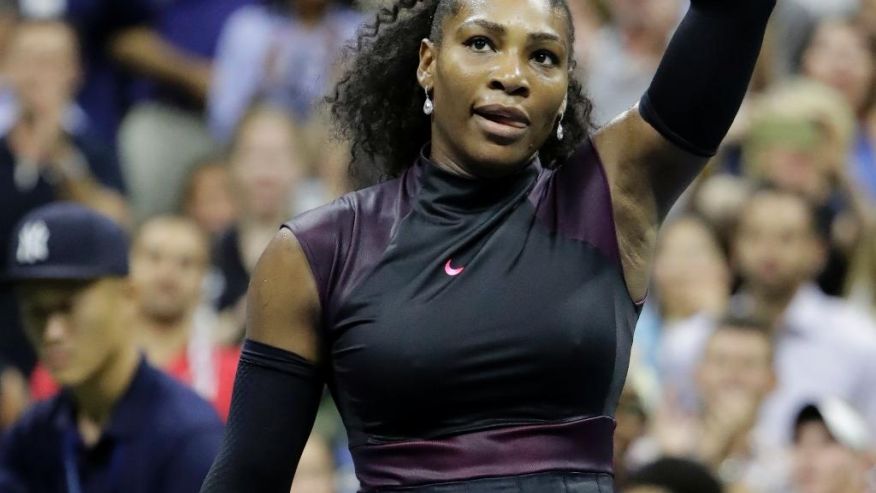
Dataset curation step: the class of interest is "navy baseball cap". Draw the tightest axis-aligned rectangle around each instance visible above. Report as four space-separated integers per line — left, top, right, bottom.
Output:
6 202 129 282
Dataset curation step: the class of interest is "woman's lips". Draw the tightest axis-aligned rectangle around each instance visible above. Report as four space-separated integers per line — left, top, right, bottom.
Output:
472 112 529 143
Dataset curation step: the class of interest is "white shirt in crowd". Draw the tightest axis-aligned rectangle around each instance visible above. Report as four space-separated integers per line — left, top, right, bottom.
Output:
659 283 876 447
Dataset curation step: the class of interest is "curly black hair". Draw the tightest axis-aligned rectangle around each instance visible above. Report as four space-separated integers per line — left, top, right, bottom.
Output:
328 0 594 186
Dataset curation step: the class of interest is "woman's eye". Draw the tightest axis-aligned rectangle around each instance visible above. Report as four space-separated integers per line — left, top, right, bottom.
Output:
533 50 559 67
466 37 492 52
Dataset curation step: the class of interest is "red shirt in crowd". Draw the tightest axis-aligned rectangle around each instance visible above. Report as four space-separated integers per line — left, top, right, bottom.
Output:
30 345 240 421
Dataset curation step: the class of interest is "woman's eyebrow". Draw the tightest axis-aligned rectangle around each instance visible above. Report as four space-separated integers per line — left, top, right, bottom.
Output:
458 18 561 44
458 19 506 36
528 32 561 43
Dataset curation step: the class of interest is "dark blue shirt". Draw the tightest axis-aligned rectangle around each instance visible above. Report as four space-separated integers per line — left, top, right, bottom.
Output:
128 0 255 109
64 0 153 145
0 358 223 493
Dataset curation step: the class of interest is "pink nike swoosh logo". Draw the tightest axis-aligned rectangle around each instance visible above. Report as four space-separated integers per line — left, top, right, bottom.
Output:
444 259 464 276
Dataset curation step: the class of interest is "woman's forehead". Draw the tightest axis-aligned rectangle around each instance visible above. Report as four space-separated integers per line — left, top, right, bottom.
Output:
446 0 570 40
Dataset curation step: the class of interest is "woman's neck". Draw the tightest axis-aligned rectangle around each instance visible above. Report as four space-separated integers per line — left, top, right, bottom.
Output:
428 139 537 180
429 142 477 179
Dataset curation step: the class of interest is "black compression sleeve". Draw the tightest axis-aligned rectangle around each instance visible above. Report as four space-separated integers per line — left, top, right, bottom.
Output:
199 339 323 493
639 0 776 157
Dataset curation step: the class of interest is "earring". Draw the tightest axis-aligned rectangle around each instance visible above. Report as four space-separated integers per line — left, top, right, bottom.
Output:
556 119 564 140
423 89 434 115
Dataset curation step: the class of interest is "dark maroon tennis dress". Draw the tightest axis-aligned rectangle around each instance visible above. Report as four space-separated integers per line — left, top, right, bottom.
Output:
285 141 640 492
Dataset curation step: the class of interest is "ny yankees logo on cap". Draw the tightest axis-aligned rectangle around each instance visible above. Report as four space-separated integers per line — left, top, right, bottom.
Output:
16 220 50 265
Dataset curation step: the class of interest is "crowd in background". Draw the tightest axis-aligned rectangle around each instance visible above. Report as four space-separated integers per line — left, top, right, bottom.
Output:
0 0 874 491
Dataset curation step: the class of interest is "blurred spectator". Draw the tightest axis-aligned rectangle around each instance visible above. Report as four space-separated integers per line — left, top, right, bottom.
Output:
791 399 874 493
625 457 723 493
688 174 752 252
583 0 680 125
846 230 876 316
762 2 816 81
741 79 869 295
291 433 336 493
0 203 222 493
650 315 790 493
743 81 856 201
208 0 363 142
114 0 256 222
0 1 15 63
859 0 876 42
298 112 354 203
16 0 147 144
662 187 876 448
800 18 876 202
181 156 238 239
0 19 128 377
114 0 253 106
568 0 607 70
650 216 730 322
614 384 649 488
213 106 307 341
2 19 128 222
29 216 241 421
790 0 860 18
634 215 730 406
129 217 239 420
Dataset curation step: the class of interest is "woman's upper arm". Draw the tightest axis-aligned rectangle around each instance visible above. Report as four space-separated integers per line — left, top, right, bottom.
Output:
592 108 708 301
245 227 321 363
595 108 708 221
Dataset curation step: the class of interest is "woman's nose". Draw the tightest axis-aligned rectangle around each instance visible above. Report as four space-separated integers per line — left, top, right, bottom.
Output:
489 54 530 97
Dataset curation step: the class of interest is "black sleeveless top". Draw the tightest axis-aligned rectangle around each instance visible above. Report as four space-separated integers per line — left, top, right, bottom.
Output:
284 141 640 492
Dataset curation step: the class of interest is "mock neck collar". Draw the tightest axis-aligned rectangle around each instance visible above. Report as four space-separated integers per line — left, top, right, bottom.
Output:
414 147 539 219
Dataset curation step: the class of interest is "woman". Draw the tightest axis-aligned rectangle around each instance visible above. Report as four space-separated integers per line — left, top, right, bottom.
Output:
201 0 774 491
634 215 730 410
212 105 306 334
800 17 876 202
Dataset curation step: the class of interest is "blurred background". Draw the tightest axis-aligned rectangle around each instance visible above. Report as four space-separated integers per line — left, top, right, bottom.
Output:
0 0 874 491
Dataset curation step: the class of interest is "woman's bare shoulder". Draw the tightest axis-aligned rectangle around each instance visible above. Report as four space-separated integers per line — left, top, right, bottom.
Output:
246 228 322 362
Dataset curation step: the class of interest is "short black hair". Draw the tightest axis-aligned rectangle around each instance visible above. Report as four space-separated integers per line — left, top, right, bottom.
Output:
627 457 723 493
794 404 825 434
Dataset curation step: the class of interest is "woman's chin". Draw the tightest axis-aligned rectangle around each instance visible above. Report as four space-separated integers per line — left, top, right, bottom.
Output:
459 141 539 178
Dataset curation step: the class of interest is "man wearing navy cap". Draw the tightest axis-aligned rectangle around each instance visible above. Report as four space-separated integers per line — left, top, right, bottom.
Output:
0 202 223 493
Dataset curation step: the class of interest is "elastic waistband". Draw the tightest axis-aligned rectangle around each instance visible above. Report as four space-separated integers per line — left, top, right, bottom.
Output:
352 415 615 491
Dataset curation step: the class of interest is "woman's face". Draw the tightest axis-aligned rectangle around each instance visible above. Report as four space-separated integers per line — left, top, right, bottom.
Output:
419 0 571 177
802 21 874 114
653 218 729 319
230 112 303 220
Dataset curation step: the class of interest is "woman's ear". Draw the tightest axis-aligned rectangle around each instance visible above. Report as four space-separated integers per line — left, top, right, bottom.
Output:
559 96 568 116
417 38 436 91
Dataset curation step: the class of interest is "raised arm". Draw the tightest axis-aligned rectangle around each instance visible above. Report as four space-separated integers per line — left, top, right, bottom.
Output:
200 228 324 493
593 0 776 300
